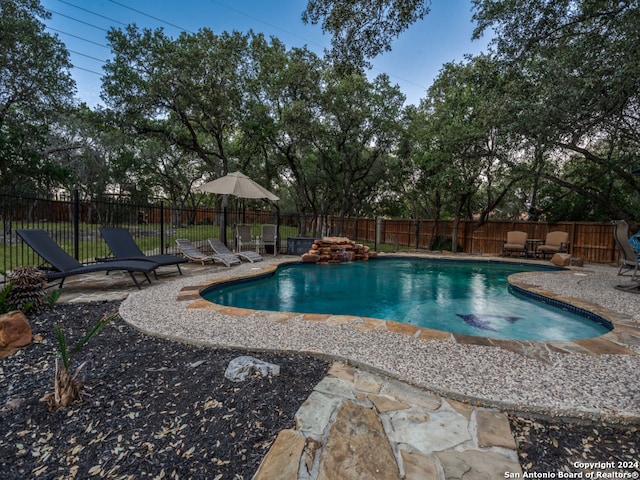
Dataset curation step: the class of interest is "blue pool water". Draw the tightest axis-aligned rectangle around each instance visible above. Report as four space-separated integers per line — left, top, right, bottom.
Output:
201 258 612 341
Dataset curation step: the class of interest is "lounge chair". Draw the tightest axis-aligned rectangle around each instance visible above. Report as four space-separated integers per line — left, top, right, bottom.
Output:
536 231 570 259
502 231 528 257
235 224 259 253
613 220 639 281
16 229 158 289
260 224 278 256
208 238 263 263
100 227 187 277
175 238 240 267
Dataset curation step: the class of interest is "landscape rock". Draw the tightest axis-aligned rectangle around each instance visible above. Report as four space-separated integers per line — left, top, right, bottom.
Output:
317 400 401 480
570 257 584 267
551 252 571 266
224 355 280 382
252 429 304 480
0 310 32 348
301 253 320 263
302 237 374 264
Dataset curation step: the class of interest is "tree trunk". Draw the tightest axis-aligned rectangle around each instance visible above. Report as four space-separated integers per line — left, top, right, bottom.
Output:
42 358 83 411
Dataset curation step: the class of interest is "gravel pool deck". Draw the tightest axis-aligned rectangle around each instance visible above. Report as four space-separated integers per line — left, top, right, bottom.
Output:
119 254 640 424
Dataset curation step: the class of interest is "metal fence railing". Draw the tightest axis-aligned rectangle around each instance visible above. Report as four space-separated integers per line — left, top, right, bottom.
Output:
1 191 620 278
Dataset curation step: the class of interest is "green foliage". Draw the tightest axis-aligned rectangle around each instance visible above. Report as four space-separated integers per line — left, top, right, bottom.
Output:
54 312 116 372
0 272 14 314
5 0 640 230
302 0 430 68
0 0 75 192
45 289 62 309
0 280 32 314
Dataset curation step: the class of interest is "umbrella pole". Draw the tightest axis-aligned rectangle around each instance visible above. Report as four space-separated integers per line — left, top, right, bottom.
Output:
221 195 228 246
221 207 228 246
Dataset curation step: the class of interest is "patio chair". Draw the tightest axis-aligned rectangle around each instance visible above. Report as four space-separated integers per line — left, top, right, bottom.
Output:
16 229 158 289
208 238 263 263
100 227 187 277
613 220 640 281
235 224 259 252
175 238 240 267
536 231 570 259
260 224 278 256
502 231 528 257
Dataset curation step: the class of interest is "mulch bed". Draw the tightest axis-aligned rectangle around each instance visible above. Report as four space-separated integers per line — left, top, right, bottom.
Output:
509 415 639 476
1 301 638 479
1 301 329 479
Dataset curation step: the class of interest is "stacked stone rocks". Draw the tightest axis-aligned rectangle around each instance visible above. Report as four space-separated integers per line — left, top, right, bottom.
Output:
301 237 376 264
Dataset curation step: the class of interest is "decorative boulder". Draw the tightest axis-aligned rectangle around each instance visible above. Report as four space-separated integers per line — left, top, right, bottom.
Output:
224 356 280 382
302 237 374 264
302 253 320 263
570 257 584 267
0 311 32 358
551 253 572 267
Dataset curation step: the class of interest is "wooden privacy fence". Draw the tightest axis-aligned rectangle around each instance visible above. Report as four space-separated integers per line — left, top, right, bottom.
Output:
335 218 619 265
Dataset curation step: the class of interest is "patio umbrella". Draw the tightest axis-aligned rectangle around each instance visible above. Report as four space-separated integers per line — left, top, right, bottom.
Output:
194 171 279 201
193 171 279 246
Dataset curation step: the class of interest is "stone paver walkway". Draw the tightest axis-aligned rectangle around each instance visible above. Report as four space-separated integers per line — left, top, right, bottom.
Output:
254 362 522 480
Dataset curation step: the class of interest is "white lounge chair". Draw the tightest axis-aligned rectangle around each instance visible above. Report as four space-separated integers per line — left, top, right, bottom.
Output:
175 238 240 267
208 238 263 263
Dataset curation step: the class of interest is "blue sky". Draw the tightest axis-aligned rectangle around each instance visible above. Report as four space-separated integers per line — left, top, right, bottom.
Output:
40 0 491 107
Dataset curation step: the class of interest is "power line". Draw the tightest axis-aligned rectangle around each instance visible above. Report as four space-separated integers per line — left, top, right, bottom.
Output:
207 0 325 49
107 0 194 34
57 0 128 27
46 8 109 32
45 26 111 49
49 0 428 100
71 65 103 76
68 49 107 64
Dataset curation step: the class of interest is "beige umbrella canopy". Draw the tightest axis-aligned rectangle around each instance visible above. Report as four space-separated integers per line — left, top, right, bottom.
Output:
194 171 279 201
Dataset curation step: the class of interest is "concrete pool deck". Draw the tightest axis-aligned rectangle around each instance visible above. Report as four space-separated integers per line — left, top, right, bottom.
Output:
57 253 640 479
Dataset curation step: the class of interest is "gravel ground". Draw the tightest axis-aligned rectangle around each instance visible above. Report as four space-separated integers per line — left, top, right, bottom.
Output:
120 258 640 423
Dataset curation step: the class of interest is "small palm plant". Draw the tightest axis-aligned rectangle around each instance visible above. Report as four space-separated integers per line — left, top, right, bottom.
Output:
43 312 116 410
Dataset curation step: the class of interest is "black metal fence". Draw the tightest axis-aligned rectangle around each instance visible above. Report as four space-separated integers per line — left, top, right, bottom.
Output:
1 192 379 275
1 191 620 278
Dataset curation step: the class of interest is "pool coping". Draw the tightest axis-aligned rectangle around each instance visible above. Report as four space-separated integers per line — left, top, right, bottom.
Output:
179 258 640 358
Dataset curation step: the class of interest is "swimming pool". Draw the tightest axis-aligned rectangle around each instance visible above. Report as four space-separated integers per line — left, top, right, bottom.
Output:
201 258 612 341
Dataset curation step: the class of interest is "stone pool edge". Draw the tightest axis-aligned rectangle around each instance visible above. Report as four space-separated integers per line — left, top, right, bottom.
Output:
183 260 640 358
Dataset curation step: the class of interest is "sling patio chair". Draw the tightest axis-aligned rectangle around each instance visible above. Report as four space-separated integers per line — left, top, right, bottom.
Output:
16 229 158 289
208 238 263 263
100 227 187 277
502 231 528 258
613 220 640 281
260 224 278 256
235 224 259 253
536 231 570 259
175 238 240 267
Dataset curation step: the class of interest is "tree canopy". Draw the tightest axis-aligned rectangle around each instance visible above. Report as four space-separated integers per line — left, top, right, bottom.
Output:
0 0 75 192
4 0 640 230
